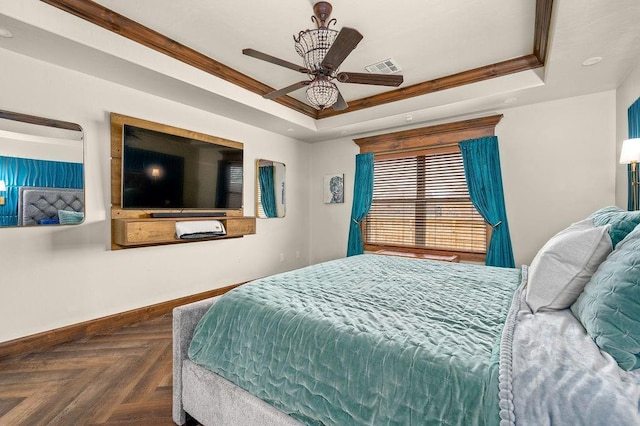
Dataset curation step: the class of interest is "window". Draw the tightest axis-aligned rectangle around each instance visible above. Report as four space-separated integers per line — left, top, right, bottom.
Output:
354 114 503 262
364 148 487 257
216 160 243 208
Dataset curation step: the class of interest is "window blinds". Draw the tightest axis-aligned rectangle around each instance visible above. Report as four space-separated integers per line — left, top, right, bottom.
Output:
364 151 487 253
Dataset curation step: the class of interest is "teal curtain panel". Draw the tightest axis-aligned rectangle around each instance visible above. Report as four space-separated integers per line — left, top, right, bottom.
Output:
628 97 640 211
258 165 277 218
459 137 515 268
346 153 374 256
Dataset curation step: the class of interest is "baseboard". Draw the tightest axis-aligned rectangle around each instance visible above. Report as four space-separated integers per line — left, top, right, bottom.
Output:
0 282 243 359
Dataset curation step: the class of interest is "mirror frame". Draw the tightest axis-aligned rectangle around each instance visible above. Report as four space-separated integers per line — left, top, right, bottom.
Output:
0 109 84 227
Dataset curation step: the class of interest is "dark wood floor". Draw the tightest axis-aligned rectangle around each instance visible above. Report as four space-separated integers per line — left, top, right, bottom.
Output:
0 313 192 425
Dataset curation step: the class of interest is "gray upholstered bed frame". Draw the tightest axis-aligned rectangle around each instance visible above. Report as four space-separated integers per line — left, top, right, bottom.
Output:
18 186 84 226
172 298 302 426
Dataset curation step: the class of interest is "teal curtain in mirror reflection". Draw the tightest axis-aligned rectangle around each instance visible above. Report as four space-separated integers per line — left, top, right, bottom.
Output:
258 165 277 218
347 153 374 257
628 98 640 211
459 137 515 268
0 156 83 226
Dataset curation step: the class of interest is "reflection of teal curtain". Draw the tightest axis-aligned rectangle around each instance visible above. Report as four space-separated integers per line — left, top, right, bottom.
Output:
347 153 374 257
628 98 640 210
258 165 277 218
459 137 515 268
0 156 83 226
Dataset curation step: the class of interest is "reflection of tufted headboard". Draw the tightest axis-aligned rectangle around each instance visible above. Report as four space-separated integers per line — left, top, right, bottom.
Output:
18 187 84 226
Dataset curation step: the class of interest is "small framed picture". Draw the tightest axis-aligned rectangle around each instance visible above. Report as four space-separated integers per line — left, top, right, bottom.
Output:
324 174 344 204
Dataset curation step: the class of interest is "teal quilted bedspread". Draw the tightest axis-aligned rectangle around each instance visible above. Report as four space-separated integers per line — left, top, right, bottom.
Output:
188 254 521 425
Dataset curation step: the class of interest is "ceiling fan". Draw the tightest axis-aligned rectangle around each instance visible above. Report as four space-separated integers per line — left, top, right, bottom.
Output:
243 1 404 111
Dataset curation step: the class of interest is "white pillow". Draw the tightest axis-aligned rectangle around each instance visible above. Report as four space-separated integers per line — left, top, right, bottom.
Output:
525 218 612 313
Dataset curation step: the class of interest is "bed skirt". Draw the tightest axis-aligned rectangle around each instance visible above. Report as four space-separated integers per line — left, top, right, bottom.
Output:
182 360 301 425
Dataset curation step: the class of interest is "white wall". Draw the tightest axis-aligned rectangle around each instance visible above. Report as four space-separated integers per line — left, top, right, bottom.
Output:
616 60 640 207
309 91 617 266
0 131 83 163
309 139 360 263
498 91 616 264
0 49 310 343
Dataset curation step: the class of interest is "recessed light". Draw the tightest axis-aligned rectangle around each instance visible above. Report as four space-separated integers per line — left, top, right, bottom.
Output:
504 97 518 104
405 115 413 122
582 57 603 66
0 28 13 38
286 128 295 132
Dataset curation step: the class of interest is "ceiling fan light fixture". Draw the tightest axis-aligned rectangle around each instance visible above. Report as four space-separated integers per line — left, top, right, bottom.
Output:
244 1 400 112
294 28 339 73
306 78 339 110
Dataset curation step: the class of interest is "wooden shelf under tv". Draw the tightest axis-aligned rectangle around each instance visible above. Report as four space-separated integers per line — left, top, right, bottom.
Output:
111 211 256 249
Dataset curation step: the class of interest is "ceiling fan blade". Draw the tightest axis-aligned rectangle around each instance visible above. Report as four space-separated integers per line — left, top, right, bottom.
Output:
336 72 403 86
333 91 348 111
243 48 309 73
263 81 310 100
320 27 363 72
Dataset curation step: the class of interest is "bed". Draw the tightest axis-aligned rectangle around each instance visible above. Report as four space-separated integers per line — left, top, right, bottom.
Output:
18 186 84 226
173 207 640 425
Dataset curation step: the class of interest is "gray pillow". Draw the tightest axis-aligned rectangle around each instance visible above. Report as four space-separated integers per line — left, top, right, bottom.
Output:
525 218 612 313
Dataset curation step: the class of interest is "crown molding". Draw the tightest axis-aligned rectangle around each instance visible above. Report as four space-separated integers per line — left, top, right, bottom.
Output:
40 0 553 119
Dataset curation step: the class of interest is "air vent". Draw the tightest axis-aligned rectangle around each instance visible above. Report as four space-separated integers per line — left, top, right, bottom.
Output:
365 58 402 74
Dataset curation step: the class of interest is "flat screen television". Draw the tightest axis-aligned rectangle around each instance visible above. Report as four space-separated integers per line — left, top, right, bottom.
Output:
121 124 243 210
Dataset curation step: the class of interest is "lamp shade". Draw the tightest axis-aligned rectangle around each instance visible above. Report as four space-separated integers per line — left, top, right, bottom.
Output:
620 138 640 164
0 180 5 192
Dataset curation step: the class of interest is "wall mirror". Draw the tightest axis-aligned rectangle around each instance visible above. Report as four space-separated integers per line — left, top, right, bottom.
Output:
256 159 285 218
0 110 84 227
